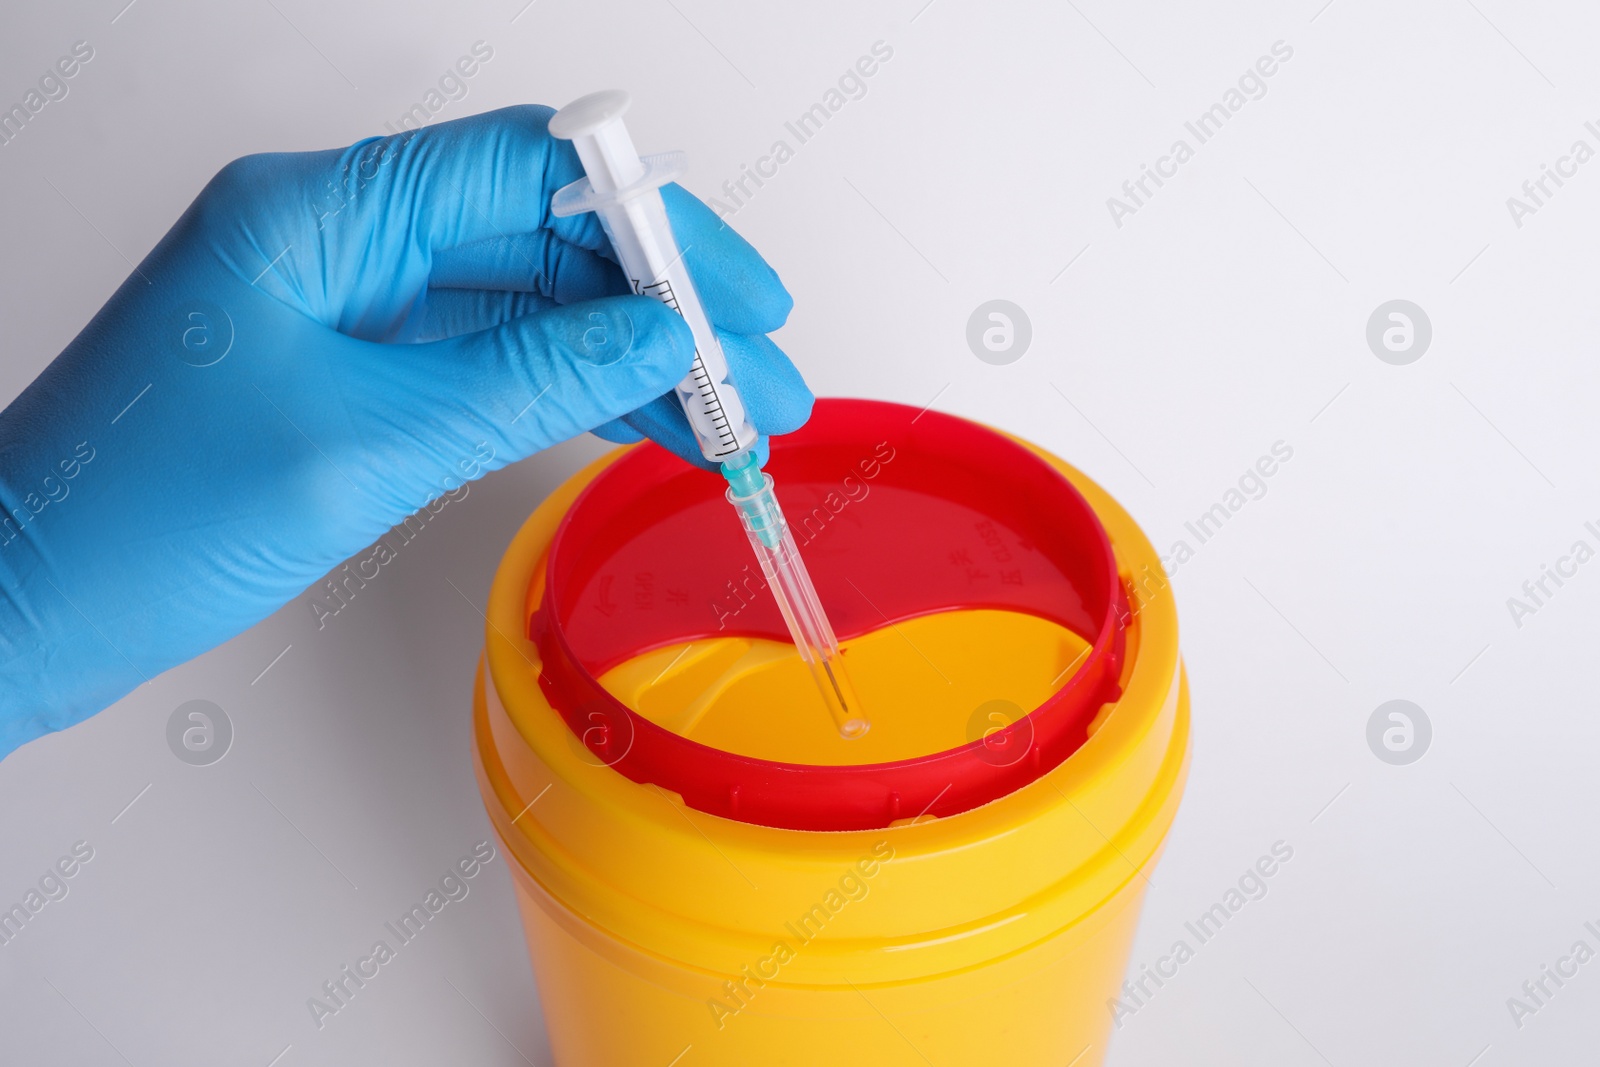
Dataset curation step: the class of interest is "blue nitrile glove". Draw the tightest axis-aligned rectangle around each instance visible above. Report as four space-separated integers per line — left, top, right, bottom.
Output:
0 104 811 756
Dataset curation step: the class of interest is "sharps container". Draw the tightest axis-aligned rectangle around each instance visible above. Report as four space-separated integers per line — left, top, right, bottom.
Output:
471 398 1188 1066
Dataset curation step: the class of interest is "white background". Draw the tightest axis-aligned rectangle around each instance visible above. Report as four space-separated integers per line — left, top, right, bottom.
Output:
3 1 1598 1064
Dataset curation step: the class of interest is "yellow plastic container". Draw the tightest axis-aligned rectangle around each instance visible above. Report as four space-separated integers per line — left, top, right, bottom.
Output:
471 404 1188 1066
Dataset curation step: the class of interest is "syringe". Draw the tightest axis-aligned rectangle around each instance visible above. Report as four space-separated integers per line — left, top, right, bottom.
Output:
549 91 868 740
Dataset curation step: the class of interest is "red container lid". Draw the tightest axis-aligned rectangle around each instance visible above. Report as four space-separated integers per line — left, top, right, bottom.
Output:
529 399 1128 831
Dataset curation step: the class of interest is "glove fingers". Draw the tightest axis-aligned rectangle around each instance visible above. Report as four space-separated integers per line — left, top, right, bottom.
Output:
720 329 813 437
373 108 792 335
420 187 790 336
660 185 793 336
369 105 611 259
428 232 629 304
413 287 559 342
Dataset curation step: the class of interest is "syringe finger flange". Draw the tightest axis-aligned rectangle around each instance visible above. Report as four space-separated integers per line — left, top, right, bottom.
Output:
548 151 687 219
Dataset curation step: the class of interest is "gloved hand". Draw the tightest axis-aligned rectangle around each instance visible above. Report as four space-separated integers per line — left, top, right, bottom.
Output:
0 104 811 756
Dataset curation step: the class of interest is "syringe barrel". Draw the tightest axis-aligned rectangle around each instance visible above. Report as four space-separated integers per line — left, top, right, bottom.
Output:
591 192 758 462
549 92 759 464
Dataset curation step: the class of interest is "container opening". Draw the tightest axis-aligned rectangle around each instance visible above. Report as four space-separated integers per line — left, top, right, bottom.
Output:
528 399 1130 831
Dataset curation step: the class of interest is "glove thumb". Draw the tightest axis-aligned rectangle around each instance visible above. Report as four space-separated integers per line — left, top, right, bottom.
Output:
396 293 694 475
